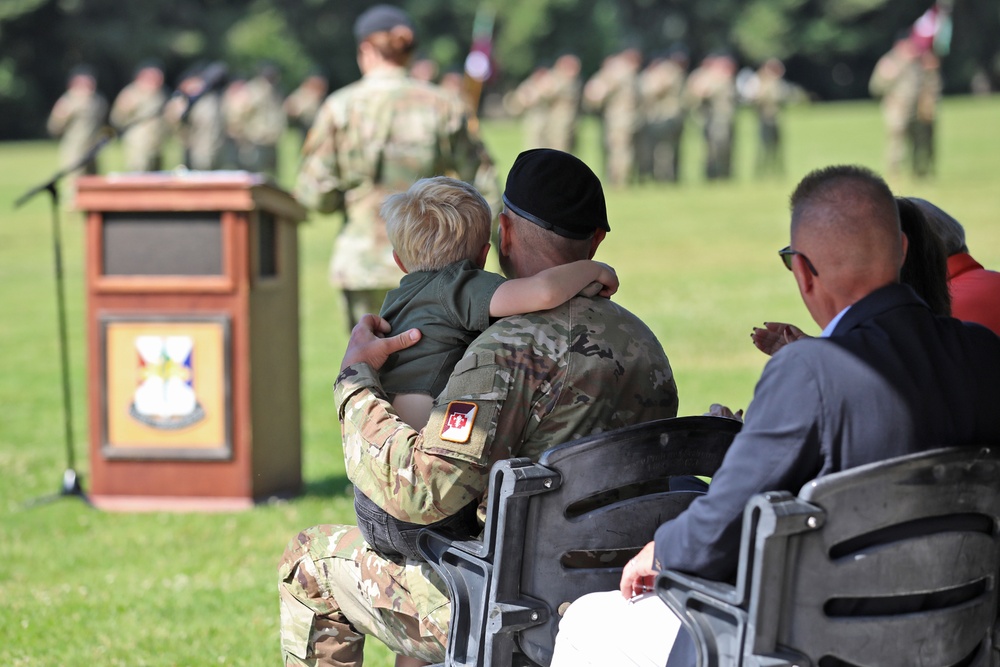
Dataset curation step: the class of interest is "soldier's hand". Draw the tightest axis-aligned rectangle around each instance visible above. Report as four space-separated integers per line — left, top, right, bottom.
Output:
340 314 421 372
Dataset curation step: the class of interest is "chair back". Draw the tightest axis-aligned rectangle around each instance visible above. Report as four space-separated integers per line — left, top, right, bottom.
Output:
420 415 741 667
517 416 741 665
660 445 1000 667
757 446 1000 667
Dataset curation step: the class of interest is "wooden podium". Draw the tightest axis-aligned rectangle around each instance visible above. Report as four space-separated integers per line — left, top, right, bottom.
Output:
75 172 307 510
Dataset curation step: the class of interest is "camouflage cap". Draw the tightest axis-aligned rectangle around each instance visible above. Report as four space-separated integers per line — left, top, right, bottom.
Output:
502 149 610 240
354 5 415 42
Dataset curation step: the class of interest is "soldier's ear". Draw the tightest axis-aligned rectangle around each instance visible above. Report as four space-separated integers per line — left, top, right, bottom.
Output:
587 229 607 259
498 213 513 255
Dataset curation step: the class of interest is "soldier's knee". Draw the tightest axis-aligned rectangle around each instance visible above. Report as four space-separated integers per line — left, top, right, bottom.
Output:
278 528 313 580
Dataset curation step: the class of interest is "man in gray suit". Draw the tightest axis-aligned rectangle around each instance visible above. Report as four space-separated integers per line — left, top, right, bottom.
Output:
549 164 1000 667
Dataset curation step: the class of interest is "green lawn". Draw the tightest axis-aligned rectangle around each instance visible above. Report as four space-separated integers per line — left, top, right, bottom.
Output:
2 96 999 666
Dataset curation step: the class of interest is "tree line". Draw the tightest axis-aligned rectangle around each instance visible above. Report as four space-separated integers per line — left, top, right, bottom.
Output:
1 0 997 140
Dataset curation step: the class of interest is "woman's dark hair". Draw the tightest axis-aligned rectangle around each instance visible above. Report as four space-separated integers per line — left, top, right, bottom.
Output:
896 196 951 316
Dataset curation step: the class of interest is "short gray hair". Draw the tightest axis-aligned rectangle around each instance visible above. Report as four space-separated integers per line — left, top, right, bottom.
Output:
907 198 967 256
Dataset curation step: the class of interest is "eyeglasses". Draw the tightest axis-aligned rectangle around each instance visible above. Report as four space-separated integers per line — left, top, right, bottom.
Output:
778 246 819 276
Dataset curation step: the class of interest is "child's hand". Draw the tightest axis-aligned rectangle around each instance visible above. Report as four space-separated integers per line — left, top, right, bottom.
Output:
593 261 619 297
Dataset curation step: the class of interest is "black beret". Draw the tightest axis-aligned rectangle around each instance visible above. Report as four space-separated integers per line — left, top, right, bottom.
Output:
502 149 610 240
354 5 414 42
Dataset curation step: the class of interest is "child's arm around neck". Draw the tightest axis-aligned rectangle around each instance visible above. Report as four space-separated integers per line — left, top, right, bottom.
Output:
489 259 618 317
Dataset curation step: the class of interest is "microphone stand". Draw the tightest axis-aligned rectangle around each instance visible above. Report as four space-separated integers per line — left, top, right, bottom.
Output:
15 134 114 509
15 75 214 508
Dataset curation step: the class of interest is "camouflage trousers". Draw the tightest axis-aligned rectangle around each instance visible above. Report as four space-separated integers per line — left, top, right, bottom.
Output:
278 524 450 667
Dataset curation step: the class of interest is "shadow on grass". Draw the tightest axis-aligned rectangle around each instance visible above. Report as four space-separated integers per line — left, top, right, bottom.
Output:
302 473 352 499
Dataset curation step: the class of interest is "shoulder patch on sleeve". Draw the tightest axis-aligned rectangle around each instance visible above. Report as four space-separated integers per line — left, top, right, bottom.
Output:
422 398 496 463
440 401 478 443
420 349 505 464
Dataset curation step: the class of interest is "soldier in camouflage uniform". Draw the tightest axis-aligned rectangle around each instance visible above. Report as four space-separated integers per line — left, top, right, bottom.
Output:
278 148 679 667
537 54 582 154
684 54 738 181
503 66 550 150
583 49 642 187
750 58 791 179
911 49 942 178
295 5 500 332
637 50 688 183
47 66 108 176
165 63 229 171
236 63 287 177
869 37 922 178
110 63 167 172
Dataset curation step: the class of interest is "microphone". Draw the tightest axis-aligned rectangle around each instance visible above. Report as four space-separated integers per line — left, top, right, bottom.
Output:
176 62 228 123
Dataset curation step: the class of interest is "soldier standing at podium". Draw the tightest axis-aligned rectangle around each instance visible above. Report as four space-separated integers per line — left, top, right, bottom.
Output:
295 4 499 331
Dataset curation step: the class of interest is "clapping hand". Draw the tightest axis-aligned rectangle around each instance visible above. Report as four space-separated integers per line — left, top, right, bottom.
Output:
751 321 808 356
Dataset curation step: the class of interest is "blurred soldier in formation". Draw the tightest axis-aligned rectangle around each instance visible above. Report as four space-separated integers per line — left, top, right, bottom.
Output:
911 49 942 178
583 48 642 187
236 63 287 177
869 36 922 178
166 63 228 170
47 65 108 175
294 5 500 332
284 73 329 147
221 76 249 169
684 53 738 181
748 58 792 178
637 48 688 183
537 53 582 154
504 66 550 150
109 62 167 172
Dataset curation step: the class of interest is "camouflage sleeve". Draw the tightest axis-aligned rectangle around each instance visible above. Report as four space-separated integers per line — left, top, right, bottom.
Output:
294 101 344 213
335 362 493 525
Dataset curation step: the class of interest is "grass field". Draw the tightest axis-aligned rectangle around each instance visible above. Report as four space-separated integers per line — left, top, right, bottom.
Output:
2 96 999 666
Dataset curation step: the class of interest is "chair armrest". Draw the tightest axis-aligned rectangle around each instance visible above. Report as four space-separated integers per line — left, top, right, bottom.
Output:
658 568 742 607
656 568 748 667
419 528 494 667
416 457 559 667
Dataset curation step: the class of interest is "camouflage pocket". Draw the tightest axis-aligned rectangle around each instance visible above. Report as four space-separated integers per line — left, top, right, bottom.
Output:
407 562 451 646
278 584 316 660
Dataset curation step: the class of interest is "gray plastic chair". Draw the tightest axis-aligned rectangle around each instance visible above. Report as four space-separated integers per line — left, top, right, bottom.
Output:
657 445 1000 667
418 415 742 667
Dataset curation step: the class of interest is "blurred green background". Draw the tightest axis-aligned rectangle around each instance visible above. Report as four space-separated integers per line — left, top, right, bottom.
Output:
2 0 999 139
2 98 1000 666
